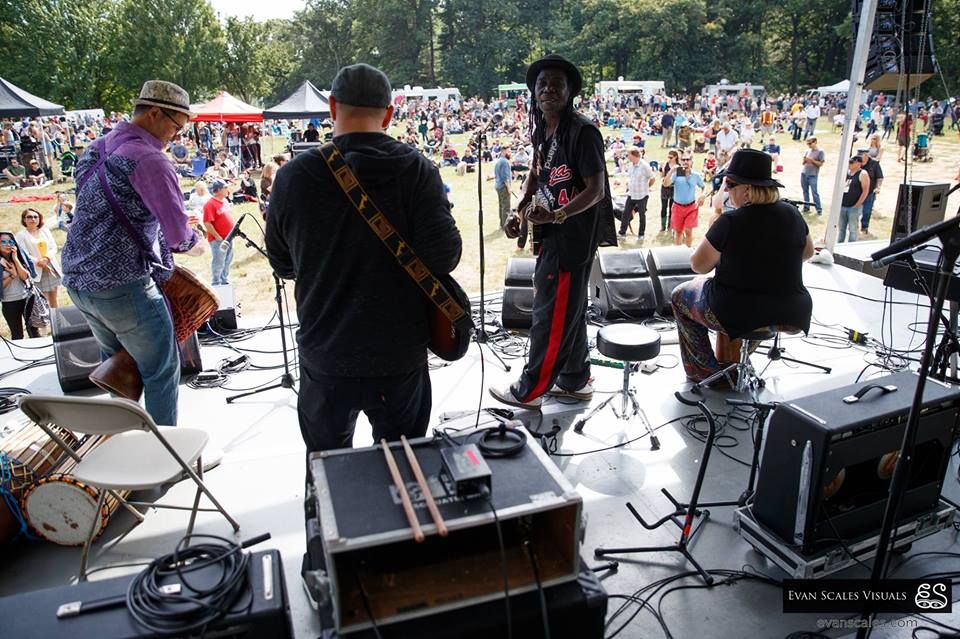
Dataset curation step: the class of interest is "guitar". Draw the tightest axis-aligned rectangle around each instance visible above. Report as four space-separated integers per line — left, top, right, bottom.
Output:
427 272 474 361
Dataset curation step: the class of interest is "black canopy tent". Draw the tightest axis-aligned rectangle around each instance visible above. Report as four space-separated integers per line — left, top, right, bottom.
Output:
0 77 64 118
263 80 329 119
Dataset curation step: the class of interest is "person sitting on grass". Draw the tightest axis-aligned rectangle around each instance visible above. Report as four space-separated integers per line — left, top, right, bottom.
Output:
24 159 46 186
2 158 25 186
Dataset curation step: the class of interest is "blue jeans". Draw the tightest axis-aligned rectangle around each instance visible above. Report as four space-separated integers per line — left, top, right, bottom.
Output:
838 206 861 243
799 173 821 214
211 240 233 286
67 277 179 426
860 190 876 230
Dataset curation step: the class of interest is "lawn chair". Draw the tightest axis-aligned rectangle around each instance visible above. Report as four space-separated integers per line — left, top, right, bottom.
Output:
59 150 78 181
18 395 239 581
189 157 207 178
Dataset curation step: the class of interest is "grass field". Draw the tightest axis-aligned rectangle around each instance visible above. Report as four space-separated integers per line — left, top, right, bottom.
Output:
0 118 957 338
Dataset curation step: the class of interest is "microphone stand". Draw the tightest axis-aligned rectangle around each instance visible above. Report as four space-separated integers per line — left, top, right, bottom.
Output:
226 227 298 403
473 118 510 372
856 216 960 638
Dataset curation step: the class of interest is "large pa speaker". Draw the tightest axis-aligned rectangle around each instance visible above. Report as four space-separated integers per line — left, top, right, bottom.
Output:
50 306 203 393
752 371 960 554
889 181 951 241
645 246 695 316
858 0 935 90
501 257 535 329
589 249 658 321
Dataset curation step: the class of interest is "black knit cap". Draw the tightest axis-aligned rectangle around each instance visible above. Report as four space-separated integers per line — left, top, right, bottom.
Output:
331 63 392 109
525 54 583 96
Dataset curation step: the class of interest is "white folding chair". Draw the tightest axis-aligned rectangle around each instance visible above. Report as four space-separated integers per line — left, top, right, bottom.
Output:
18 395 240 581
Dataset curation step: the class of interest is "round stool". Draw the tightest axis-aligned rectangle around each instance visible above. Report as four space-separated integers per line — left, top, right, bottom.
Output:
574 324 662 449
693 328 776 394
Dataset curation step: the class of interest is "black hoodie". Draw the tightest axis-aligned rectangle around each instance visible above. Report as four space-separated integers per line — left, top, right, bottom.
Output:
266 132 462 377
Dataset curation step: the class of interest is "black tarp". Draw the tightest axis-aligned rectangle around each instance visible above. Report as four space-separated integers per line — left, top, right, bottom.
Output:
0 77 64 118
263 81 329 119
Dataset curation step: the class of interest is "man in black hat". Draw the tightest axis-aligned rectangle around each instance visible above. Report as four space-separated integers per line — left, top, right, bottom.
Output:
491 54 616 409
857 147 883 236
266 62 462 452
671 149 813 383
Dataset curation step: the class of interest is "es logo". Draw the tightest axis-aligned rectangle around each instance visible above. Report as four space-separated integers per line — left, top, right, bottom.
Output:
915 583 949 610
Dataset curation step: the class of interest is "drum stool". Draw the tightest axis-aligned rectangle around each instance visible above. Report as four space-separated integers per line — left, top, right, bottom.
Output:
574 324 662 450
692 328 777 395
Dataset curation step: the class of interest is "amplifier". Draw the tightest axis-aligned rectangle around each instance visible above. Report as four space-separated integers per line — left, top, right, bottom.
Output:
0 549 292 638
501 257 536 329
589 249 657 321
883 245 960 303
50 307 203 393
753 371 960 553
889 182 951 241
645 246 695 316
309 429 582 634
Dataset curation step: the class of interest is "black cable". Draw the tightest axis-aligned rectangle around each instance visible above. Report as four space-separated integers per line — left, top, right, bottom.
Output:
473 423 526 458
525 540 551 639
356 571 385 639
125 534 252 635
0 387 30 414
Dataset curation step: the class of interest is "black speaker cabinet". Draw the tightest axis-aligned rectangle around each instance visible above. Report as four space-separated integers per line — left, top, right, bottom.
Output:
589 249 657 321
890 182 951 241
645 246 695 316
501 257 536 329
51 307 203 393
753 371 960 554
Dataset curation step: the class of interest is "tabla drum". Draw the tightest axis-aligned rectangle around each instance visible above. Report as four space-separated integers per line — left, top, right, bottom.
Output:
0 420 78 544
21 435 129 546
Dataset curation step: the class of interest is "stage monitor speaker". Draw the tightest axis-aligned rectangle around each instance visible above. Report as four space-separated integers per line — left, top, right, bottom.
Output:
589 249 658 321
210 284 239 331
890 181 950 241
0 549 292 639
752 371 960 554
51 307 203 393
501 257 536 329
645 246 695 316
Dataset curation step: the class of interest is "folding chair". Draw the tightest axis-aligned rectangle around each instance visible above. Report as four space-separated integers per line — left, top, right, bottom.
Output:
18 395 239 581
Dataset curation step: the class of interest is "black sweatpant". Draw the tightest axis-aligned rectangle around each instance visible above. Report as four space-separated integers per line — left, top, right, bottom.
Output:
511 236 592 402
660 192 673 230
2 298 40 340
619 195 649 237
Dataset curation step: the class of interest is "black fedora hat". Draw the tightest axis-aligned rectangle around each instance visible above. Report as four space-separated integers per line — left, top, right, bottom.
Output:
525 54 583 96
724 148 783 188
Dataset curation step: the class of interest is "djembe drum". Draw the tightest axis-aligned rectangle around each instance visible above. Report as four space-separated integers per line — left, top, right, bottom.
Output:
89 267 218 402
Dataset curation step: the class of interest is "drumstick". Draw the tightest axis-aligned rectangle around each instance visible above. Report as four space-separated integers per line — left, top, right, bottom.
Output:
400 435 448 537
381 439 424 543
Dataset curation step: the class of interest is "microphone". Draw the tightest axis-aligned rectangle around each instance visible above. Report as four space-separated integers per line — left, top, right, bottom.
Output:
220 213 248 250
870 244 928 269
870 215 960 264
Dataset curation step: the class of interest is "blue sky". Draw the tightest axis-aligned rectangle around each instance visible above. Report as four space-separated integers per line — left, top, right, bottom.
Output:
209 0 306 21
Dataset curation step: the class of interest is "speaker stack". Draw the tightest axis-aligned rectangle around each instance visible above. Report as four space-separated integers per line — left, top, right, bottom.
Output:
51 306 204 393
589 249 658 321
501 257 536 329
645 246 695 316
858 0 935 90
889 181 951 241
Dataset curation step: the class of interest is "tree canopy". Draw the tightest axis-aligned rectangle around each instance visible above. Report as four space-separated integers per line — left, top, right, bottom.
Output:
0 0 954 112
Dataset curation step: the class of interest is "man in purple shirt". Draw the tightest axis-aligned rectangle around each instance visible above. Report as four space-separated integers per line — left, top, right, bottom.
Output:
61 80 207 425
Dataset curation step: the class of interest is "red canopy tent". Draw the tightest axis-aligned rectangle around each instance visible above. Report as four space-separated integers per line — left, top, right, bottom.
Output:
190 91 263 122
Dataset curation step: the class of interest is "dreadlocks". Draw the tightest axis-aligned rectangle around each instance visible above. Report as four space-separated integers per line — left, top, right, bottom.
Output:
528 86 576 167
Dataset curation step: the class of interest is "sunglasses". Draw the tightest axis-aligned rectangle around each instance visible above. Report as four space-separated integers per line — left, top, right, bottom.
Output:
0 240 15 246
725 179 741 188
160 108 187 134
24 215 39 219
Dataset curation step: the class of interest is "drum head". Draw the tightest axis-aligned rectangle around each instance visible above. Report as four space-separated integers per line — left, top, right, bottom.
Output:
22 477 106 546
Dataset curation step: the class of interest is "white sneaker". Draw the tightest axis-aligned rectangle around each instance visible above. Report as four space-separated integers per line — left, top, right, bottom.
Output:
547 381 594 401
489 384 542 410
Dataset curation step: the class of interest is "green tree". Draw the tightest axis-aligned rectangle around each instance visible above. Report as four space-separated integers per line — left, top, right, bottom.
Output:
222 17 296 105
110 0 227 106
0 0 122 110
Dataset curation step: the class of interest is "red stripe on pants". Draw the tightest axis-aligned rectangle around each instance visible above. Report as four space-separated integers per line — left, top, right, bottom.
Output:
523 271 571 401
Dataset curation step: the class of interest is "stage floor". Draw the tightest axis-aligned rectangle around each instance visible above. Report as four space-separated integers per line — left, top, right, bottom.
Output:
1 258 959 639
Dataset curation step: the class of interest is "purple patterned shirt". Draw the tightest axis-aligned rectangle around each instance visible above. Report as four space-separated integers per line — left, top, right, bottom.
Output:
61 121 199 291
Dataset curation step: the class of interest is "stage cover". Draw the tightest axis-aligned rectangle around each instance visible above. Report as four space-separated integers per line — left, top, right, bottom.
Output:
0 77 64 118
191 91 263 123
263 80 330 119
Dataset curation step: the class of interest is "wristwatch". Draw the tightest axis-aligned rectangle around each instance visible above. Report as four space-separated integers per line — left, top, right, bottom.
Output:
554 208 567 224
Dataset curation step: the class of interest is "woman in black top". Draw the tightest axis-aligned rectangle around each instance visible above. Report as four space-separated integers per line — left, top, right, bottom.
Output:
660 149 679 232
670 149 814 382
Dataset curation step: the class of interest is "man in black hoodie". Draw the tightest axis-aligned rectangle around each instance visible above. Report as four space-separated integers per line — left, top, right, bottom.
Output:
266 63 462 452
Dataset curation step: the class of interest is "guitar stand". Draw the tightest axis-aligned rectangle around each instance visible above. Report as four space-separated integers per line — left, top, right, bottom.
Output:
678 398 776 510
593 392 717 585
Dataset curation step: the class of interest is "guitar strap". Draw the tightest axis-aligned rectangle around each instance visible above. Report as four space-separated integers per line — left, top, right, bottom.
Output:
535 134 560 210
316 142 467 326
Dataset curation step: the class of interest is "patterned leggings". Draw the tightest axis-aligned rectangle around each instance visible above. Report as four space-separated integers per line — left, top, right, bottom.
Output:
671 278 729 380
